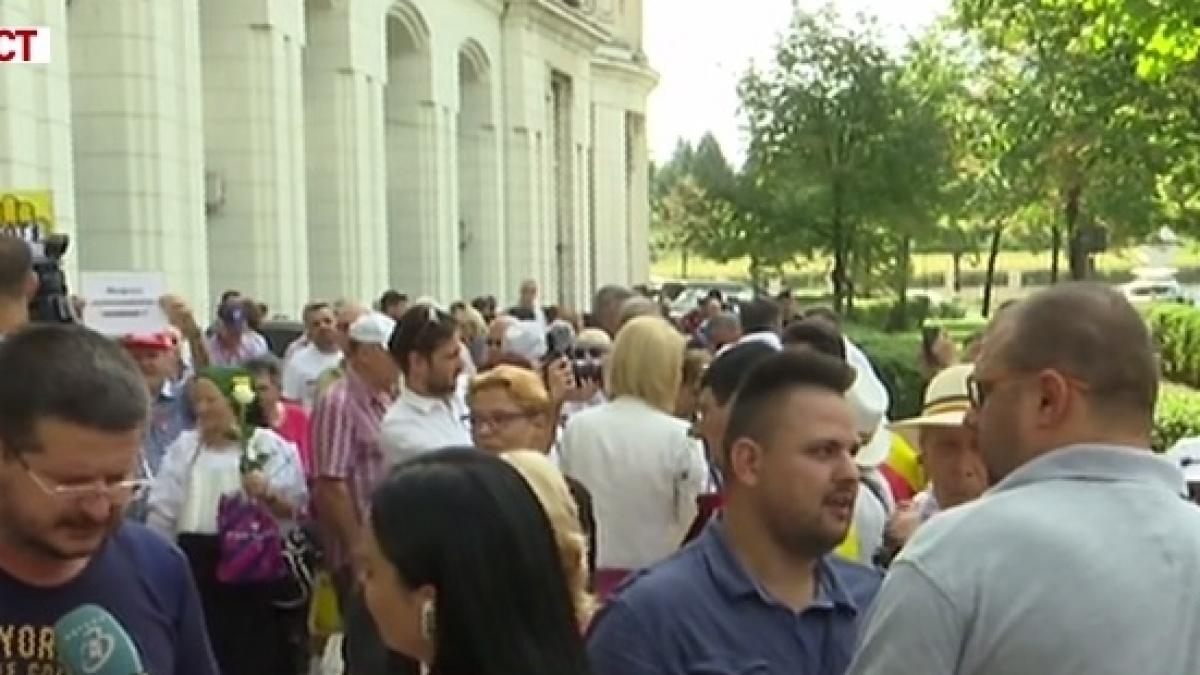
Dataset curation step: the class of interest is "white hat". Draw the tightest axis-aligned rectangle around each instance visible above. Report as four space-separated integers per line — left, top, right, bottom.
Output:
348 312 396 347
890 363 974 451
1167 438 1200 483
847 368 890 468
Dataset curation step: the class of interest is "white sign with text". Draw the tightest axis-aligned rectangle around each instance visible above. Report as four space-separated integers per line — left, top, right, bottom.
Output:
81 272 168 336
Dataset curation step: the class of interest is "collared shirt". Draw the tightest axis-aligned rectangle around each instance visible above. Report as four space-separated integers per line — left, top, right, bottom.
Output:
312 368 394 569
379 387 471 466
143 379 192 477
282 343 343 410
587 519 882 675
849 444 1200 675
561 396 707 570
205 331 269 366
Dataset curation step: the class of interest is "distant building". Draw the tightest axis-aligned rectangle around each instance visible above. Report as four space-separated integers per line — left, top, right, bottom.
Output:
0 0 655 315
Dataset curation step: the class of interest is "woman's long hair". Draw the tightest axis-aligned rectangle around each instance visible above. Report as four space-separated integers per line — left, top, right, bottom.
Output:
370 448 591 675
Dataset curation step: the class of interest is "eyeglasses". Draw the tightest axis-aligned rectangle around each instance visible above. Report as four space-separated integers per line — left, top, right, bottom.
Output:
967 370 1089 409
463 411 533 431
18 456 151 503
570 347 606 360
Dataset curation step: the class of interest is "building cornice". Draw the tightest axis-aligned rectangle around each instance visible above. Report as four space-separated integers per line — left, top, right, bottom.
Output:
510 0 612 49
592 45 659 89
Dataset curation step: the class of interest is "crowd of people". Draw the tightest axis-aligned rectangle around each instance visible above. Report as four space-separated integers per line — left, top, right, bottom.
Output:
3 230 1200 675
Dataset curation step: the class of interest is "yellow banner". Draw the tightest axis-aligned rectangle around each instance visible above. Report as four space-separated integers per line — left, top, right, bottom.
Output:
0 190 55 239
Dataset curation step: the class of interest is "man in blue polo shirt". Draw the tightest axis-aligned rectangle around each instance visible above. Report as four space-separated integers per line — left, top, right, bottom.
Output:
587 350 882 675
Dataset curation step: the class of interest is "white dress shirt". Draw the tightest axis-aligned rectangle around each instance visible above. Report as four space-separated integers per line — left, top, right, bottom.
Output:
380 387 472 466
560 396 708 570
282 344 343 409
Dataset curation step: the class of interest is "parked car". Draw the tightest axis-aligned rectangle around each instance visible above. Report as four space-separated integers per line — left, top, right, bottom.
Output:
1121 279 1187 305
667 281 757 320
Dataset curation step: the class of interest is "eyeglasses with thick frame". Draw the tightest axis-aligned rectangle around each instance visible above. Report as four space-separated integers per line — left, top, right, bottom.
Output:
967 370 1090 409
16 455 152 503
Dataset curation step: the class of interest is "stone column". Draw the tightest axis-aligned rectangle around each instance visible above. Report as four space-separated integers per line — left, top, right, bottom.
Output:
588 102 631 286
201 0 308 317
304 0 388 305
68 0 210 309
0 0 76 274
626 112 651 284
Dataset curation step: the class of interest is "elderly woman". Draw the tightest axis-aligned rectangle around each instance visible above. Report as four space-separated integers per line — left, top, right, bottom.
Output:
147 366 308 675
560 316 707 597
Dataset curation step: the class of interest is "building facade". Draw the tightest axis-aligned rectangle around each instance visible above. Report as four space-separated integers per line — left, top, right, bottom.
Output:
0 0 655 316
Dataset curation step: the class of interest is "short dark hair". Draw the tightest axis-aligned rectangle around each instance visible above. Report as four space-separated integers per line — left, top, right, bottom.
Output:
783 318 846 360
802 305 841 327
0 324 149 457
701 342 777 406
739 298 781 334
389 304 458 375
301 301 331 322
219 289 241 305
0 235 32 300
379 290 408 311
507 306 536 322
723 350 855 454
371 449 591 675
243 355 282 384
997 282 1157 423
592 285 634 323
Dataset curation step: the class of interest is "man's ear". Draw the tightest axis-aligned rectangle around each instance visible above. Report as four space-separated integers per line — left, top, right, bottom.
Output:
23 270 37 302
728 436 765 488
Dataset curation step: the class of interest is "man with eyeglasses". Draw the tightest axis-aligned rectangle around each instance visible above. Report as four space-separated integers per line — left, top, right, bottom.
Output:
850 283 1200 675
0 323 217 674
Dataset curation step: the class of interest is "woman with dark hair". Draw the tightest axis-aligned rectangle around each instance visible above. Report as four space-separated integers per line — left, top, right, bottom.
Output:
361 449 592 675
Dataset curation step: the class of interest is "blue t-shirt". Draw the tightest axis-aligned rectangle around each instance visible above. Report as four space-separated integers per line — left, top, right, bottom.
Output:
0 522 217 675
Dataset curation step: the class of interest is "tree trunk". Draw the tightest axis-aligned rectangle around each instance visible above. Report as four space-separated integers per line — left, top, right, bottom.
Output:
1064 185 1088 281
844 228 857 317
831 220 848 315
1050 223 1062 284
887 235 912 331
982 224 1004 317
951 251 963 293
680 246 689 279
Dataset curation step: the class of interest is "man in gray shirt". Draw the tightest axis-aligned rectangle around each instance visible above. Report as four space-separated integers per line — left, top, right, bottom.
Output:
849 283 1200 675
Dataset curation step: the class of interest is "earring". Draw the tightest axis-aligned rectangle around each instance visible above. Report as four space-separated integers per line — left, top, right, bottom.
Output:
420 600 437 642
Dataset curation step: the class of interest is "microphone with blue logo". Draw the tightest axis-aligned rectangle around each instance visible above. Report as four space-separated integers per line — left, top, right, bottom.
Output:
54 604 148 675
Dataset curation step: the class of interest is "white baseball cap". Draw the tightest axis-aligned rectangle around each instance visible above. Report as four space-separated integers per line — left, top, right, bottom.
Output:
847 367 891 468
348 312 396 347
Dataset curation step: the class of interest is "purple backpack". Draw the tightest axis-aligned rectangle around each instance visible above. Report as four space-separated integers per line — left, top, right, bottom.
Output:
215 493 287 584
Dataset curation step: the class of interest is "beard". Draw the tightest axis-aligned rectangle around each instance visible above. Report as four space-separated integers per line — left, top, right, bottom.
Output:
760 498 850 561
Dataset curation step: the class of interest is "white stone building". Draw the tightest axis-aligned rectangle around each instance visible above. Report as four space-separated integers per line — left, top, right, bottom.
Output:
0 0 655 316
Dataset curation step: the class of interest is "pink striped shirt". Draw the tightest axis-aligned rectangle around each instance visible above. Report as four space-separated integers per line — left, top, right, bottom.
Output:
311 368 394 569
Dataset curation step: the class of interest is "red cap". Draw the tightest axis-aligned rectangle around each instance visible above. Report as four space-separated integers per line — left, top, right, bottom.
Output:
120 332 176 351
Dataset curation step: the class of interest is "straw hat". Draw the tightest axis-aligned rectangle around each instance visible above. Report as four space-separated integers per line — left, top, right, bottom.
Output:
890 363 974 452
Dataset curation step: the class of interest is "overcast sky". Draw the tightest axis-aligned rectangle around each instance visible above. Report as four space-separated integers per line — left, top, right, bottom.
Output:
644 0 950 166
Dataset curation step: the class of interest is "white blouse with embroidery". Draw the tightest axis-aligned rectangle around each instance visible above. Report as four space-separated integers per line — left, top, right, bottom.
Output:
146 427 308 537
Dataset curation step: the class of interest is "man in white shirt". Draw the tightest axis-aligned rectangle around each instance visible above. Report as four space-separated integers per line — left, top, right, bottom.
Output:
281 302 342 409
380 304 471 465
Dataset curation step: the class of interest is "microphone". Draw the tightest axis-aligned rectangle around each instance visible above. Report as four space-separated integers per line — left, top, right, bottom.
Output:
54 604 148 675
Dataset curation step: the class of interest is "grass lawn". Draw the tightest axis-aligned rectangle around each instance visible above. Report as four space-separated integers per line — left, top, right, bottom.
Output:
651 244 1200 282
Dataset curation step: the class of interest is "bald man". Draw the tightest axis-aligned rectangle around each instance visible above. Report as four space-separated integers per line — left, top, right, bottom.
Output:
850 283 1200 675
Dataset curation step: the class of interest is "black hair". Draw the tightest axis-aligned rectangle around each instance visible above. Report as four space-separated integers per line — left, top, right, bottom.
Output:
802 306 841 328
243 355 283 384
739 298 781 334
380 290 408 311
219 289 241 305
507 306 536 322
389 304 458 375
723 350 855 455
0 235 32 300
782 318 846 360
0 324 149 457
371 449 591 675
700 342 777 406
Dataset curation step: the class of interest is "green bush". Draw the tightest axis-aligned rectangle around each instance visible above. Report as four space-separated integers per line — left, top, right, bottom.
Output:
1145 304 1200 388
845 326 924 419
1154 385 1200 452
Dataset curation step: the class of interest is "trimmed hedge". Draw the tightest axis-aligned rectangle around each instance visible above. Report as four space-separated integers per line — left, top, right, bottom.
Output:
1154 385 1200 452
1145 304 1200 388
846 326 924 419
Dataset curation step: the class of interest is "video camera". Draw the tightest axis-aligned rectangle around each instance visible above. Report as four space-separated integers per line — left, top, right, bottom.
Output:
28 234 75 324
